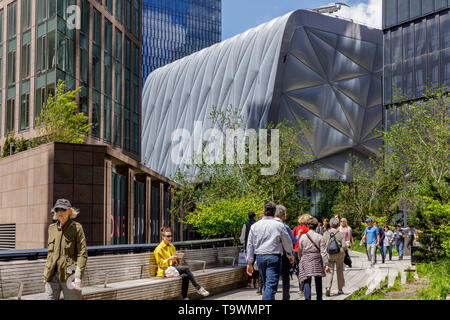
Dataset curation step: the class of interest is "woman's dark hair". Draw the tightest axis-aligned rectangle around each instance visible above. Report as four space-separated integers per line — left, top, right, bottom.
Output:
307 217 319 230
263 201 277 216
384 225 390 230
323 218 329 222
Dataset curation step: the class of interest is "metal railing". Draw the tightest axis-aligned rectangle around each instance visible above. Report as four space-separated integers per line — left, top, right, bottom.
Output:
0 238 235 261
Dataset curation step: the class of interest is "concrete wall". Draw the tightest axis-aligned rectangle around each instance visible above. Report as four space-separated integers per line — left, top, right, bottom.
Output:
0 143 54 249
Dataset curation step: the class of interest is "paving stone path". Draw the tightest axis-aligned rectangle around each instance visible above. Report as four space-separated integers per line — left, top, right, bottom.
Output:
206 250 413 300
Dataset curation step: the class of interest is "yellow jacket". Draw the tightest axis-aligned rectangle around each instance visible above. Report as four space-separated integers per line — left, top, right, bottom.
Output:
153 241 178 277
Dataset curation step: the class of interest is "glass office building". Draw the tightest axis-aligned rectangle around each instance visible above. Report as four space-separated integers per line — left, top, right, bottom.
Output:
0 0 142 162
383 0 450 106
142 0 221 81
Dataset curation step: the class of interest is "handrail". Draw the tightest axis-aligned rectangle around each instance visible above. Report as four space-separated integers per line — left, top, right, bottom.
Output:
0 238 235 261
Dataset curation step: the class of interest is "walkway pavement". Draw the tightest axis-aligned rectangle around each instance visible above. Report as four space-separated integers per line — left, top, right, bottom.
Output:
206 250 412 300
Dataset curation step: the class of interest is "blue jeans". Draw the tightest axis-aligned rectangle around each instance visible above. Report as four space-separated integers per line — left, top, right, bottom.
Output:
279 254 291 300
256 254 281 300
383 245 393 260
375 244 385 263
396 242 404 258
303 276 322 300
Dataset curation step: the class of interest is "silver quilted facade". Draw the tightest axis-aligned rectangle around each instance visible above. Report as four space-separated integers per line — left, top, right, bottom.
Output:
142 10 383 180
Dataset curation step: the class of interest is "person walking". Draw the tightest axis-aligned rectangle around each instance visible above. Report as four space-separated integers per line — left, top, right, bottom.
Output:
316 218 330 235
275 205 298 300
154 227 210 300
339 218 354 249
246 202 294 300
360 218 380 267
240 211 259 289
383 225 394 261
374 221 385 263
323 218 347 296
44 199 88 300
292 213 311 296
406 226 417 250
393 224 406 260
298 217 329 300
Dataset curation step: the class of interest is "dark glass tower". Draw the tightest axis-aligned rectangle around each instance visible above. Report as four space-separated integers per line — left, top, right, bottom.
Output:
142 0 221 82
382 0 450 107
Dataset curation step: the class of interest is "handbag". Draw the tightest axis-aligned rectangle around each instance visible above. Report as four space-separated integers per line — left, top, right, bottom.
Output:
165 266 180 278
238 250 247 266
344 250 352 268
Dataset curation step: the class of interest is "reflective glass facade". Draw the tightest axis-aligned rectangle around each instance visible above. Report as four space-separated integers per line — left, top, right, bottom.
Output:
142 0 221 81
0 0 142 161
383 1 450 106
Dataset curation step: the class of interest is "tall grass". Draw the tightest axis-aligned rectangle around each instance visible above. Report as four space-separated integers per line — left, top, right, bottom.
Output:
415 260 450 300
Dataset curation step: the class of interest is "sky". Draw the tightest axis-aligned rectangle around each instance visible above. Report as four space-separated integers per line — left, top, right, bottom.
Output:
221 0 382 40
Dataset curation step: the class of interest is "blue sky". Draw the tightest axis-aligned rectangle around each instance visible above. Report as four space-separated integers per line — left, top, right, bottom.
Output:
222 0 381 40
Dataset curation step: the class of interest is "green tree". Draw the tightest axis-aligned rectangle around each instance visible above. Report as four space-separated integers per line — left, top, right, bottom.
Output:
35 80 91 144
170 105 315 235
184 195 265 244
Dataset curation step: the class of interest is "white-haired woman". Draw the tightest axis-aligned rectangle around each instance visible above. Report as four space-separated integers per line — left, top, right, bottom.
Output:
44 199 88 300
323 217 347 296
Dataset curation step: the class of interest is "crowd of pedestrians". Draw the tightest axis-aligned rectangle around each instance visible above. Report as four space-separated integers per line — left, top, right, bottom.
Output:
244 202 353 300
243 202 417 300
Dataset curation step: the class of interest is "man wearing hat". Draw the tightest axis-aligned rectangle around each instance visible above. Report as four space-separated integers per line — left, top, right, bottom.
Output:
44 199 88 300
393 224 406 260
360 218 380 267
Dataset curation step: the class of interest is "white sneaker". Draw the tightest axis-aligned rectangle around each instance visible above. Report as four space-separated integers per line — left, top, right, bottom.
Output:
197 287 210 297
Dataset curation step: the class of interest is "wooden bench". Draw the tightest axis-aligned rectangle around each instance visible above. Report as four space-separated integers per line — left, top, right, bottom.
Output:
0 246 246 300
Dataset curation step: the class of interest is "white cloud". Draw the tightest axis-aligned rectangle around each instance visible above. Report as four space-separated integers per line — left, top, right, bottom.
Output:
324 0 382 29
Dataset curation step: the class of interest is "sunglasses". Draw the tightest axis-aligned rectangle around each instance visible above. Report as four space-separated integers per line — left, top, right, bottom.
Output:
55 208 66 213
164 235 173 238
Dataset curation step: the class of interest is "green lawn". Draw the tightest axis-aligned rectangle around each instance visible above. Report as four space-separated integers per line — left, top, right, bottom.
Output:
415 260 450 299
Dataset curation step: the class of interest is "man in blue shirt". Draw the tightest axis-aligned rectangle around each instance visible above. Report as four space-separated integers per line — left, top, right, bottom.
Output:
360 218 380 267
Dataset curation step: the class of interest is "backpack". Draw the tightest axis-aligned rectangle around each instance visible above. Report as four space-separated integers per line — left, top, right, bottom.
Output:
327 231 341 254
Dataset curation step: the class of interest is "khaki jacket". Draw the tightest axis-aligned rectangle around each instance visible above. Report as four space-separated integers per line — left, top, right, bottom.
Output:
44 219 88 283
322 228 347 261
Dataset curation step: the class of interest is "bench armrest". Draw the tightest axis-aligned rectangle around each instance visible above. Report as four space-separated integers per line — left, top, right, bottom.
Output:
218 256 236 267
184 260 207 272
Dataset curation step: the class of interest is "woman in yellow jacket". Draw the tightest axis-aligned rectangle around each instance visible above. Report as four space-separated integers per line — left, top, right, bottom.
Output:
154 227 210 299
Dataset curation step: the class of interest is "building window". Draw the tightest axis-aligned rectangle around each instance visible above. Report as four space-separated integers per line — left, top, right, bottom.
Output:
35 87 45 120
92 92 101 138
116 0 122 22
441 11 450 49
6 98 15 134
104 54 112 95
124 109 130 150
20 93 29 131
104 97 111 143
93 9 101 44
415 19 427 57
105 0 113 13
7 2 17 40
133 112 139 154
133 0 139 37
114 103 122 147
21 0 31 32
115 61 122 103
427 16 439 53
92 45 101 91
115 28 122 60
21 42 30 79
81 0 90 35
7 49 16 85
105 19 112 53
125 0 131 31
